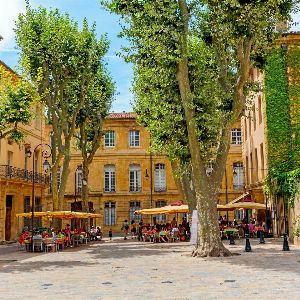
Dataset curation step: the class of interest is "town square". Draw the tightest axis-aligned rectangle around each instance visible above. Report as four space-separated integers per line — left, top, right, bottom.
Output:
1 0 300 299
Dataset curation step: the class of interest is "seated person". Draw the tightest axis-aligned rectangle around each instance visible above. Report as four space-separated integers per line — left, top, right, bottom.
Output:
248 222 255 236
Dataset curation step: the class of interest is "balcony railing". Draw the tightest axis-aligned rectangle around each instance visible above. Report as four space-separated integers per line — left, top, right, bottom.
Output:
0 165 49 185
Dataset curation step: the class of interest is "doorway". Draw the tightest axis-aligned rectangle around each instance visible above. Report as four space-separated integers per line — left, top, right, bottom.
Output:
5 195 13 240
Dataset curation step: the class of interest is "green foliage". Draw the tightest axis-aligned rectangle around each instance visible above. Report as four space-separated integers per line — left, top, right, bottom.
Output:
293 214 300 237
15 3 114 208
0 65 36 142
264 47 300 206
103 0 295 170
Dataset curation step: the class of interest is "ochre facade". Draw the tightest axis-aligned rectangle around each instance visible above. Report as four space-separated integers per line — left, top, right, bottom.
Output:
0 60 48 241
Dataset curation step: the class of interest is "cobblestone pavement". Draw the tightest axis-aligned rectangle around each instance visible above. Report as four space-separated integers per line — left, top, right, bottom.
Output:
0 237 300 300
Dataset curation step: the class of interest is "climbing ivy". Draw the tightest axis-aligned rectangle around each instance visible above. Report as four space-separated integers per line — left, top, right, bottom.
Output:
264 47 300 206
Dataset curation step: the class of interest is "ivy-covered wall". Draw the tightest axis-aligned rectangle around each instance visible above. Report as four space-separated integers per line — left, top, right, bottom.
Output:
264 46 300 206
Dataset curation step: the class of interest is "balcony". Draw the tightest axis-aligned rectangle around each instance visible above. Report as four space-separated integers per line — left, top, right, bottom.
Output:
0 165 49 185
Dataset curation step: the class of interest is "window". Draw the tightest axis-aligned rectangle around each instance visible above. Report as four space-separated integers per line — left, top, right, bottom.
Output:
24 196 31 228
258 95 263 125
7 151 13 177
255 148 259 182
104 131 115 147
129 164 141 192
250 152 254 184
154 164 166 192
104 202 116 225
129 201 142 222
129 130 140 147
231 129 242 145
233 162 244 190
260 143 265 179
48 167 61 194
155 200 167 223
104 165 115 192
75 167 83 193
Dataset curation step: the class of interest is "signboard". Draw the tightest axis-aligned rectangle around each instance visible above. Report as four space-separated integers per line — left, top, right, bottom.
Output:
190 210 198 245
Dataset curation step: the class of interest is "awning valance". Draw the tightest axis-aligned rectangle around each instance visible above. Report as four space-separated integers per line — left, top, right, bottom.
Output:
16 211 102 219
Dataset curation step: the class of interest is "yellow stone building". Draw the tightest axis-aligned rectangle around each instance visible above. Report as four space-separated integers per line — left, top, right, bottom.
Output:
44 113 244 233
0 60 48 241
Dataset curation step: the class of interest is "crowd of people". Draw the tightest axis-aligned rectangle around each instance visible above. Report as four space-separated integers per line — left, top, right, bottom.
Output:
18 224 103 251
218 215 268 238
120 217 191 243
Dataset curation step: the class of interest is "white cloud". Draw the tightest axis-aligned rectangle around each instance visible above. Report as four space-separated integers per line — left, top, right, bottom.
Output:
0 0 26 50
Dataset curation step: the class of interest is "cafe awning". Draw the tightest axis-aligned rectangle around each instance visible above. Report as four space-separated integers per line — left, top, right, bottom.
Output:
226 202 266 210
228 192 250 205
135 204 232 215
16 211 102 219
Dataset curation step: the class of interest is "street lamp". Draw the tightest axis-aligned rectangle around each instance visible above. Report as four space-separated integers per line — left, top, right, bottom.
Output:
27 144 51 235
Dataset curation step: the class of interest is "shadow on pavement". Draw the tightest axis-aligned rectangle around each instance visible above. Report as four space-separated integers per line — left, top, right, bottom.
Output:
88 239 190 259
0 260 97 273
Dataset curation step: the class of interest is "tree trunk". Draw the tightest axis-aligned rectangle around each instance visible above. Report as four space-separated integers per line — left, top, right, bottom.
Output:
58 151 71 210
177 0 231 257
170 160 196 211
192 186 231 257
81 161 90 231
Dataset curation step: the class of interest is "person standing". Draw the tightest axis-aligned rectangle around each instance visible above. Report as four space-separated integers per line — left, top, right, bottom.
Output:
138 219 143 241
109 229 112 240
122 220 129 240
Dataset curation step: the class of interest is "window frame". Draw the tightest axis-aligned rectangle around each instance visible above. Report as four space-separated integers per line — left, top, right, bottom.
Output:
104 202 116 225
154 163 166 192
231 128 242 145
104 131 115 148
104 165 116 192
129 130 140 147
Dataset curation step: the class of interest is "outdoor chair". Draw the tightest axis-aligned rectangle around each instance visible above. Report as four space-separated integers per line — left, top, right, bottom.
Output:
44 238 56 252
170 231 180 242
56 239 64 251
32 238 43 252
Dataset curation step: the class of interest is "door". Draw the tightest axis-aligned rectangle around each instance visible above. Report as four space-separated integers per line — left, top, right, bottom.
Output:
5 195 13 241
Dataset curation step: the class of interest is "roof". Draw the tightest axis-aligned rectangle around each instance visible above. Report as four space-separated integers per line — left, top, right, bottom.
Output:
0 60 20 78
107 112 136 119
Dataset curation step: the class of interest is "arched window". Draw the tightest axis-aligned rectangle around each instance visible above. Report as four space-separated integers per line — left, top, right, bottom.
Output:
233 162 244 190
154 163 166 192
104 165 116 192
129 164 141 192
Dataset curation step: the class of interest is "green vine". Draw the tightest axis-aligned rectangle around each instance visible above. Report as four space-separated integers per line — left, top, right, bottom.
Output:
264 47 300 207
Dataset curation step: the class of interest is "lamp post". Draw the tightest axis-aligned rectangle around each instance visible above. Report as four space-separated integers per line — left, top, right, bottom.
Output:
26 144 51 234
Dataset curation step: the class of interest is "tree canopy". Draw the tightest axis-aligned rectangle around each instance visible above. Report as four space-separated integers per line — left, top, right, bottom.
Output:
103 0 296 256
15 4 114 211
0 63 35 142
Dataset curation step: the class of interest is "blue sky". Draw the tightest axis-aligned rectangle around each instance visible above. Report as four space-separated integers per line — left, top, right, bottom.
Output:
0 0 133 112
1 1 300 113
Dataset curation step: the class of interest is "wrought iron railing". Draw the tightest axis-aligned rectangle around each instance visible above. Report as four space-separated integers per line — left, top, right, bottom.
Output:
0 165 49 184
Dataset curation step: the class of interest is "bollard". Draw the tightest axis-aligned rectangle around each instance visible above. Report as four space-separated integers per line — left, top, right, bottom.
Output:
229 233 235 245
259 231 265 244
282 233 290 251
245 233 252 252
